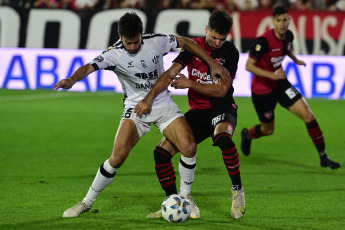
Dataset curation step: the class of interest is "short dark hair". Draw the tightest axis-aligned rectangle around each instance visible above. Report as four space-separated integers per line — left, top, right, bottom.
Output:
118 12 143 38
208 9 233 35
273 5 289 17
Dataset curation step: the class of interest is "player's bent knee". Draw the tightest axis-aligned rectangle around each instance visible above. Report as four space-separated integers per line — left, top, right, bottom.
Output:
180 141 196 158
263 129 274 135
214 132 234 150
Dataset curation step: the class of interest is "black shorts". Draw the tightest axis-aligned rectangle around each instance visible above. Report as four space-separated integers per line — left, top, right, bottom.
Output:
252 79 302 123
184 106 237 144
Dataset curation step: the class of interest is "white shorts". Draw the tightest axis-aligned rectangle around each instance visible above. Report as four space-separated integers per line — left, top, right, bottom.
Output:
120 102 184 137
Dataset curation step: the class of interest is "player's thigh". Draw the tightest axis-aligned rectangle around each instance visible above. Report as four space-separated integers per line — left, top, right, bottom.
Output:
213 110 237 137
287 97 314 123
252 91 278 123
163 116 196 157
110 119 140 167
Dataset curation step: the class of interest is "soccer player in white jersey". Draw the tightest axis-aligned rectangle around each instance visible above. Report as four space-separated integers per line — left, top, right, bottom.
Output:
53 12 230 218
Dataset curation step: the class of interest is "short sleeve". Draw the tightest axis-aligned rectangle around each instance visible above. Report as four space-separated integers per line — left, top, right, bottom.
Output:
249 37 269 61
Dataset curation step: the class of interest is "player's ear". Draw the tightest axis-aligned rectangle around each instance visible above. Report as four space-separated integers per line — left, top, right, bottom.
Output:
205 25 208 34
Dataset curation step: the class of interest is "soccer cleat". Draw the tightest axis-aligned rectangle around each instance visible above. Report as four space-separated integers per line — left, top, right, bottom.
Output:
62 202 91 218
146 209 162 218
231 188 245 219
320 156 341 169
241 128 252 156
185 194 200 219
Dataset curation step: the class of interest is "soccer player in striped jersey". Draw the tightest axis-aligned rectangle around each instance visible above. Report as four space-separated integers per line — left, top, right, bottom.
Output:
135 9 245 219
54 11 230 218
241 5 341 169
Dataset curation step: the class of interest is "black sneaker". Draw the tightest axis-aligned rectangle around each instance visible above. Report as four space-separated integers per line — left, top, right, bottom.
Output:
320 156 341 169
241 128 252 156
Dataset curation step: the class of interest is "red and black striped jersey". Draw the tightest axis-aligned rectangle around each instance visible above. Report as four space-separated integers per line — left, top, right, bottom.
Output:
249 29 294 95
173 36 239 111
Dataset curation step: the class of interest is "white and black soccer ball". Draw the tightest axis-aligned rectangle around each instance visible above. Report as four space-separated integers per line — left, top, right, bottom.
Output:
161 194 191 223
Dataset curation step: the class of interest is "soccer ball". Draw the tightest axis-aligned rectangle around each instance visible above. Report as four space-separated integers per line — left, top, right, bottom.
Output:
161 194 191 223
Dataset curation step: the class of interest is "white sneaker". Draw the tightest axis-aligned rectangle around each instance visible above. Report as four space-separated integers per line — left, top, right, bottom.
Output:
62 202 91 218
231 188 245 219
185 194 200 219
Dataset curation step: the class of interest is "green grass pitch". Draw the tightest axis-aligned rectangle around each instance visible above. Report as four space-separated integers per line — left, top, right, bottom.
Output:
0 89 344 230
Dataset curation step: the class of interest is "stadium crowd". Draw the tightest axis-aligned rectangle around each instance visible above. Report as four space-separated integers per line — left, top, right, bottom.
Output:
1 0 345 11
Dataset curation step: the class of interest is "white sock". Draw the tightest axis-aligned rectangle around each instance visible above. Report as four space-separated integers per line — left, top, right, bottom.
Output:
82 159 118 207
179 155 196 196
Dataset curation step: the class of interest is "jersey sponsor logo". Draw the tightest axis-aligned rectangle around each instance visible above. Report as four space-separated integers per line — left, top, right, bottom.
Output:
135 69 159 80
135 81 155 89
152 55 159 64
211 113 225 126
128 61 134 68
272 48 281 52
191 68 213 83
141 60 147 68
271 56 284 68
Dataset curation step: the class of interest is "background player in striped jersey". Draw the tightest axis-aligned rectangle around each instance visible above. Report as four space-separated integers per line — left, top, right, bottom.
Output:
241 5 341 169
53 11 231 218
135 9 245 219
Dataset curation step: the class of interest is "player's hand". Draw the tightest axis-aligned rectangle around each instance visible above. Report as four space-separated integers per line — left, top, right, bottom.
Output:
134 99 153 117
170 72 191 89
210 62 230 83
295 59 306 66
272 68 286 80
53 79 74 91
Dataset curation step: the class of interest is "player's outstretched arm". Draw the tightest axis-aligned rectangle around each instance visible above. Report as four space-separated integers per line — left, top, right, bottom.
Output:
171 72 232 98
287 50 306 66
175 36 230 83
53 64 95 91
246 57 286 80
134 63 183 117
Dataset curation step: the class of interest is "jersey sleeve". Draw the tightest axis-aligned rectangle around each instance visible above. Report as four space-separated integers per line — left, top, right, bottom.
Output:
249 36 269 61
225 45 239 79
158 34 179 55
172 48 193 68
89 47 117 71
286 30 294 43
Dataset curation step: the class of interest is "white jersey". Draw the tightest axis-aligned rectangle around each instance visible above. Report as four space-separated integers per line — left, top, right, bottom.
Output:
89 33 178 109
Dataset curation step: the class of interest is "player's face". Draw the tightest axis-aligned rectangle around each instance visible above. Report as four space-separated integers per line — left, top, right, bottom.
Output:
205 26 227 51
121 34 142 54
273 13 290 38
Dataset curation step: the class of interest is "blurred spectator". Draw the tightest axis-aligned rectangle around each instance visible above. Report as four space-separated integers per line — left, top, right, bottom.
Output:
155 0 172 9
56 0 77 10
74 0 98 10
223 0 240 11
192 0 217 10
335 0 345 10
33 0 57 8
117 0 143 8
313 0 327 9
258 0 273 10
235 0 259 10
0 0 11 5
175 0 194 9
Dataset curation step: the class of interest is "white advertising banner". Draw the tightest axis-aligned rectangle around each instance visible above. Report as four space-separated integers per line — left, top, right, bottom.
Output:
1 48 345 99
